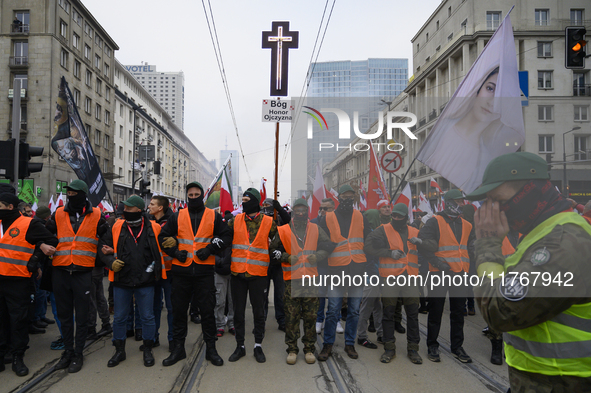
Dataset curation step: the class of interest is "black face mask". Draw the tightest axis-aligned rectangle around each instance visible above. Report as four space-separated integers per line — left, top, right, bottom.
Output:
242 198 260 215
123 211 143 225
293 211 308 222
0 209 20 222
261 206 274 217
187 196 204 212
338 197 355 213
444 200 462 219
68 193 87 211
391 218 407 231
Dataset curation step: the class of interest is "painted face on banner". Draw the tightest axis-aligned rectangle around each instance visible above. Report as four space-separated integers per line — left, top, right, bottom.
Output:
474 72 500 123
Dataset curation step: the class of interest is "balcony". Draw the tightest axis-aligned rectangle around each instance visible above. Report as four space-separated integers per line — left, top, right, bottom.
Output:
574 85 591 97
418 117 426 128
428 109 437 122
9 56 28 67
410 170 417 177
419 167 427 176
440 102 448 112
11 24 29 34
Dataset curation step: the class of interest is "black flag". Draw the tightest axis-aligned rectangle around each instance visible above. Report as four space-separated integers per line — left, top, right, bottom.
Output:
52 76 107 206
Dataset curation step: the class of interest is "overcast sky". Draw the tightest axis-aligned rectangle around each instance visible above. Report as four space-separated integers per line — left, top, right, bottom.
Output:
83 0 441 199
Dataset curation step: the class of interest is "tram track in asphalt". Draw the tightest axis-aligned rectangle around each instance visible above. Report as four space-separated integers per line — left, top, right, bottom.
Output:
168 333 205 393
316 335 362 393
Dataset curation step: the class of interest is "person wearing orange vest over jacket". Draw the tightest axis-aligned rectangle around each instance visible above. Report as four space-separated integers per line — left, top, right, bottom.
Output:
227 188 277 364
99 195 166 368
317 184 372 362
365 203 423 365
0 192 58 377
45 180 108 374
158 182 230 367
417 189 475 364
271 198 331 365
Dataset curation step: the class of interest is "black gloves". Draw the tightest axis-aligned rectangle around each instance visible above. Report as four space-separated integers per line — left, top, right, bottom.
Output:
435 258 452 272
175 249 188 262
272 200 282 211
27 255 40 274
196 248 212 261
211 237 225 250
97 222 109 237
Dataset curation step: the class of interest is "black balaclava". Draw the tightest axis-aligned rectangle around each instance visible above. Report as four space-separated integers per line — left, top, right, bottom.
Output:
391 217 407 231
337 196 355 213
68 192 87 212
261 198 274 217
242 192 260 215
444 200 463 219
292 208 308 222
123 211 143 226
187 195 205 212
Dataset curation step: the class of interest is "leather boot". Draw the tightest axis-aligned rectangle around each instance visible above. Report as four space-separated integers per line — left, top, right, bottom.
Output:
162 340 186 367
12 353 28 377
490 339 503 365
205 345 223 366
143 340 155 367
108 340 126 367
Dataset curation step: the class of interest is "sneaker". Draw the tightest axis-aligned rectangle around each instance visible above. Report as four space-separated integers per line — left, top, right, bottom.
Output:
407 349 423 364
286 352 297 365
190 315 201 324
451 347 472 363
254 346 266 363
468 307 476 316
55 350 74 370
427 346 440 362
344 345 358 359
68 353 83 373
51 337 65 351
216 329 224 337
305 352 316 364
315 322 322 334
357 339 378 349
228 346 245 362
317 344 332 361
336 321 344 334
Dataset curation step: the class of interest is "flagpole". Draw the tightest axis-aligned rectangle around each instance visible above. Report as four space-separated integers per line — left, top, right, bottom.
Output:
204 154 232 201
391 155 418 202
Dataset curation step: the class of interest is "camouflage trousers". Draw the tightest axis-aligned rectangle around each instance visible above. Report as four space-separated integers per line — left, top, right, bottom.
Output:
284 281 319 354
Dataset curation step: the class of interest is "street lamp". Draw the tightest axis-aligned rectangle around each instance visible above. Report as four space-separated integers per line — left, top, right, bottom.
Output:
131 104 143 194
562 126 581 197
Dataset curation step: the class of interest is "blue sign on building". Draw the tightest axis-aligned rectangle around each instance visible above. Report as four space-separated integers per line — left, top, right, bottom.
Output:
519 71 529 107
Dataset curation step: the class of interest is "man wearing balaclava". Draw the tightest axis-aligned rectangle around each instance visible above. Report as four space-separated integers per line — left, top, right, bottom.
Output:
226 188 277 364
365 203 423 365
0 193 58 377
468 152 591 392
417 188 475 364
158 182 230 368
317 184 372 362
270 198 331 365
45 180 108 373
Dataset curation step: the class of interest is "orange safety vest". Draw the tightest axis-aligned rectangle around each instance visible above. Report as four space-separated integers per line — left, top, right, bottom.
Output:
379 224 420 277
109 218 166 282
430 215 471 273
326 210 366 266
278 222 319 281
152 218 173 270
501 237 515 258
171 208 216 267
231 213 272 276
53 207 100 268
0 215 35 278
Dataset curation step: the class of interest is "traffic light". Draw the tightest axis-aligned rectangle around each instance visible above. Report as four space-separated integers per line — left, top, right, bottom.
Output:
0 140 15 181
18 142 43 178
139 179 151 197
566 27 587 69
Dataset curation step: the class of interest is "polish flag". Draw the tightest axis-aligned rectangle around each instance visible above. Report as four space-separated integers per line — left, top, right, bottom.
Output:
56 193 65 208
366 143 390 209
309 162 326 220
31 201 38 216
418 191 433 214
325 186 340 209
359 180 367 211
172 199 177 212
259 178 267 206
220 171 234 213
395 183 413 223
430 177 443 193
48 195 56 213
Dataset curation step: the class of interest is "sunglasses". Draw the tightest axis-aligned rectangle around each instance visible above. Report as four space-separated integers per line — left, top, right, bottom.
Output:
319 207 333 211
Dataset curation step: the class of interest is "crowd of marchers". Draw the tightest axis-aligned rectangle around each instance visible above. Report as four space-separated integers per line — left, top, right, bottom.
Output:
1 152 591 393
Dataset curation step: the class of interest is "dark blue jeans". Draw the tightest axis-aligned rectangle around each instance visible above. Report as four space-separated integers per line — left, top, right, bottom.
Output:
154 277 173 342
113 286 155 342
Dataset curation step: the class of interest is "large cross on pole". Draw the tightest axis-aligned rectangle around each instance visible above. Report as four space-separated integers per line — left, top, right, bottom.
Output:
262 21 298 97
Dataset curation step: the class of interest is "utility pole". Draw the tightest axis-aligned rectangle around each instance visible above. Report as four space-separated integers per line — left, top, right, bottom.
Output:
10 79 21 191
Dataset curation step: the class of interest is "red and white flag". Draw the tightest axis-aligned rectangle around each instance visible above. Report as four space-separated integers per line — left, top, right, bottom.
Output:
309 162 326 220
367 144 390 209
259 178 267 206
359 180 367 211
220 170 234 213
56 193 65 208
430 177 443 193
417 12 524 193
394 183 414 223
48 195 56 213
418 191 433 214
172 199 177 212
325 186 340 209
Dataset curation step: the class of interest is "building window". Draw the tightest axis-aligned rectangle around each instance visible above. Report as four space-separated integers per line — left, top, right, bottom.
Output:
119 125 123 138
119 146 123 159
573 72 587 96
417 43 420 51
60 49 68 69
436 20 439 30
84 44 90 60
72 33 80 49
447 33 453 42
95 35 103 49
538 71 552 89
13 11 30 33
486 11 501 30
95 103 101 121
85 97 91 114
461 19 467 30
84 22 93 38
95 78 102 94
537 42 552 57
72 9 82 26
85 70 92 86
60 20 67 38
538 135 554 153
94 130 101 146
104 63 109 77
95 54 101 70
104 134 110 149
574 136 588 161
448 6 451 17
426 33 429 42
129 131 132 143
538 105 553 121
59 0 71 13
574 105 589 121
105 110 110 125
570 9 584 25
105 46 112 58
73 89 80 106
105 87 110 101
535 9 549 26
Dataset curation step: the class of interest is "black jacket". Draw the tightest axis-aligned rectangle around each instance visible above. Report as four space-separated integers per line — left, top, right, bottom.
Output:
214 247 232 276
151 207 173 227
46 200 108 273
99 215 162 288
159 207 231 277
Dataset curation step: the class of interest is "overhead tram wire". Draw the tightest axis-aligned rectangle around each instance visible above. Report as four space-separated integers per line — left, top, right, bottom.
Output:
278 0 337 177
201 0 253 185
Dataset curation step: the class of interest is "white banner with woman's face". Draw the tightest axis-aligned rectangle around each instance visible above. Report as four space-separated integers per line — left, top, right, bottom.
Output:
417 13 524 194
